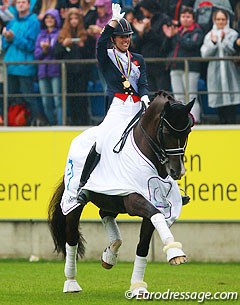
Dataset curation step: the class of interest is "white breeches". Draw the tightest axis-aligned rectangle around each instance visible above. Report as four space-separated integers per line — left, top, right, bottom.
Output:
96 96 141 153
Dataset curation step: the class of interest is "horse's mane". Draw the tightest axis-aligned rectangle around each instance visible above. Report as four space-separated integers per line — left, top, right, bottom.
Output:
150 90 184 106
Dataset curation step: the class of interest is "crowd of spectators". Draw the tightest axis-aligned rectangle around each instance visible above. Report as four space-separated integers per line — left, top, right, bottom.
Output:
0 0 239 126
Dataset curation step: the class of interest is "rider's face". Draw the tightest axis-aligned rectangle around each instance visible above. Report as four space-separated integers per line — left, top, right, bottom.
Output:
114 35 132 52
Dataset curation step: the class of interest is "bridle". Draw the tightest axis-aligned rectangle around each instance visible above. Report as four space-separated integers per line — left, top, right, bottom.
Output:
139 109 192 165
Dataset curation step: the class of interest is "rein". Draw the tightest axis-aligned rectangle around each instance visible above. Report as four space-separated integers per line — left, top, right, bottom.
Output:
113 97 192 164
113 103 146 153
139 111 188 165
139 122 168 165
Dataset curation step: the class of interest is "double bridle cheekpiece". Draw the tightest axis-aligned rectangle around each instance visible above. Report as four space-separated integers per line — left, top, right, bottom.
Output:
140 109 192 165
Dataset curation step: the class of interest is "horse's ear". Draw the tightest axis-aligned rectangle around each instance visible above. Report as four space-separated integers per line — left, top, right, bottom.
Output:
186 98 195 113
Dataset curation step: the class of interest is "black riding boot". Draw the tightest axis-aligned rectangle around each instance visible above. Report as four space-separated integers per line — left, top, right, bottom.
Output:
77 143 101 205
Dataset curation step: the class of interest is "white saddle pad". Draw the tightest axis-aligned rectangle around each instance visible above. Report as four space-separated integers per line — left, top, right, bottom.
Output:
61 119 182 226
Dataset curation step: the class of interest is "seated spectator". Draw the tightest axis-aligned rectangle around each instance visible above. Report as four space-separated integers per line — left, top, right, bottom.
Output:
168 6 204 123
32 0 63 20
2 0 46 125
54 7 91 125
133 0 172 92
34 9 62 125
201 9 240 124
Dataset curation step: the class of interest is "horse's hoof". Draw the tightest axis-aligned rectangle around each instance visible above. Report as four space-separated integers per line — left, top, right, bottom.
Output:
101 246 118 269
130 281 150 299
169 255 188 265
101 259 113 269
163 242 187 264
63 280 82 293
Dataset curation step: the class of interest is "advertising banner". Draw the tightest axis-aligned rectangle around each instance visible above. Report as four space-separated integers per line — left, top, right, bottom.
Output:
0 128 239 221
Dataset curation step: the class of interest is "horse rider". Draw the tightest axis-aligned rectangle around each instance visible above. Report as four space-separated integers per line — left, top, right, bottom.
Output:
77 3 150 205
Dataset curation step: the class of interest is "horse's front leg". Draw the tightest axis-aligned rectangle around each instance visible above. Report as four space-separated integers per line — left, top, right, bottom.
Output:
124 193 187 266
63 205 84 293
130 218 154 298
99 210 122 269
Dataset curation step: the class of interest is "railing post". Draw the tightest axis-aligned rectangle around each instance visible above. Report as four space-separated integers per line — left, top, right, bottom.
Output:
61 62 67 126
184 59 190 104
3 63 8 126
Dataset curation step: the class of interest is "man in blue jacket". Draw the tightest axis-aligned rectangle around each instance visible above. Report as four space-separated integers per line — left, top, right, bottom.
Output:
2 0 41 125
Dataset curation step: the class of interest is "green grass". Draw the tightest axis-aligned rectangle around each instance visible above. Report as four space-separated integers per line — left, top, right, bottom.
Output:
0 260 239 305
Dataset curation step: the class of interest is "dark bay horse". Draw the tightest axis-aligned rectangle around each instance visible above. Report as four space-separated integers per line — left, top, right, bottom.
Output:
48 91 194 296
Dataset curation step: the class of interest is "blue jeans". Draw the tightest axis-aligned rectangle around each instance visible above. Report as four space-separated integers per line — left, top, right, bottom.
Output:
39 77 62 125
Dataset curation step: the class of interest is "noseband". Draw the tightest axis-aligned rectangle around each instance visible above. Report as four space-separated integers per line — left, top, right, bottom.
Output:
139 110 191 165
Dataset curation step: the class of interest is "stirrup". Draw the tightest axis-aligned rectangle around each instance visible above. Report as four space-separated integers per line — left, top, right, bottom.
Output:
77 190 89 205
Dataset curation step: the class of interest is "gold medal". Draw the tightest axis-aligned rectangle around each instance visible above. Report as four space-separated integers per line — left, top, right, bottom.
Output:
123 80 130 88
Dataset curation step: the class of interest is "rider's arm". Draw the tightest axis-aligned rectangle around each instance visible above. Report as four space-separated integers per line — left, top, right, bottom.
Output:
96 25 115 66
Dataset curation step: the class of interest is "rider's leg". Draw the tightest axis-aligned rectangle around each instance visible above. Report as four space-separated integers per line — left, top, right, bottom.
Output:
77 142 101 204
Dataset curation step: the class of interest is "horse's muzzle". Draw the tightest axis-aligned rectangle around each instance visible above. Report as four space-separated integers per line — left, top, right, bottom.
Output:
169 164 185 180
170 169 181 180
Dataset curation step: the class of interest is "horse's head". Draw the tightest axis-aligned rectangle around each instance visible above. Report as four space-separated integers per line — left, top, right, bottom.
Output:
141 91 194 180
161 96 194 179
155 91 194 179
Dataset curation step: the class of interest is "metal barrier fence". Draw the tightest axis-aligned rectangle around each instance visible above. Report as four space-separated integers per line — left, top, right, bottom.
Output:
1 56 240 126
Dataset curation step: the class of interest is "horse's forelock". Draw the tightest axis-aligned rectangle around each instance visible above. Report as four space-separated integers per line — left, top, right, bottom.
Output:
151 91 192 134
164 100 192 135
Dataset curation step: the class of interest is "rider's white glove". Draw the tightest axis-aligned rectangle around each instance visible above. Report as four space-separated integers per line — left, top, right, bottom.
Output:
111 3 125 22
141 95 150 108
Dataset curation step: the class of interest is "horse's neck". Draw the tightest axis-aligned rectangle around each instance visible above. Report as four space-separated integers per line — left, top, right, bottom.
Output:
133 101 168 178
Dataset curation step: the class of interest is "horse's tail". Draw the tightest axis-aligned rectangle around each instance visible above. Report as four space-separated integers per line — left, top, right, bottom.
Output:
48 178 86 258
